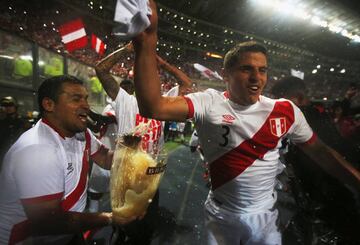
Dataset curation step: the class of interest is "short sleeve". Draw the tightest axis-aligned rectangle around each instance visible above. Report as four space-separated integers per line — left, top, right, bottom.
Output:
13 144 64 201
184 89 215 123
288 104 316 145
88 129 105 155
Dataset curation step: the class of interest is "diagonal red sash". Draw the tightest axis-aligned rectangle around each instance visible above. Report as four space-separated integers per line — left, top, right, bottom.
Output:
210 101 295 190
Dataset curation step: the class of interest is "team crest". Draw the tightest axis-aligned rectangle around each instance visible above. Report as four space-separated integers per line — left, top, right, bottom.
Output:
222 114 235 124
269 117 286 137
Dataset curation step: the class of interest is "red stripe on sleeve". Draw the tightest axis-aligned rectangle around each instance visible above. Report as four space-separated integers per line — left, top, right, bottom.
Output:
183 96 194 119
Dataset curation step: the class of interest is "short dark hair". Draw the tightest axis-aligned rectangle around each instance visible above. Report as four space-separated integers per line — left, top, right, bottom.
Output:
120 79 134 94
271 76 306 99
224 41 267 71
38 75 84 115
120 79 133 87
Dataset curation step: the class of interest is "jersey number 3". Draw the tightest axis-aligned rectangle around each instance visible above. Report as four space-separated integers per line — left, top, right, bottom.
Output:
219 125 230 147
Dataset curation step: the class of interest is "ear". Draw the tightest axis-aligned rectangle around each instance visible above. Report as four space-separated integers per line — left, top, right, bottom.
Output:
42 97 55 113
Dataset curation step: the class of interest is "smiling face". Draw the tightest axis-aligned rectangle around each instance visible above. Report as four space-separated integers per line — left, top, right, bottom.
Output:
224 51 268 106
43 82 90 137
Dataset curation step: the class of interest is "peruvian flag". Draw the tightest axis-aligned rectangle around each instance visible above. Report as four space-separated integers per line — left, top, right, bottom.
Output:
193 63 223 80
91 34 106 56
58 19 87 52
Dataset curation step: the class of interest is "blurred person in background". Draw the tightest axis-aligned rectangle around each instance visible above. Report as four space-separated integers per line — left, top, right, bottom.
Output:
94 43 192 245
0 96 30 170
271 76 360 244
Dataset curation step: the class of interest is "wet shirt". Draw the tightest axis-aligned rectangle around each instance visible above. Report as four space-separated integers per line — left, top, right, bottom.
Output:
0 119 103 244
185 89 315 214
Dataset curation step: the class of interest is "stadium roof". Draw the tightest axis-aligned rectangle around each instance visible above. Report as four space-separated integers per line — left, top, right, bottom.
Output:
157 0 360 61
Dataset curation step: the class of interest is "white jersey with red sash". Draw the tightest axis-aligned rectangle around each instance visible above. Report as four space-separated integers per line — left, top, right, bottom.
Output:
0 119 103 244
185 89 315 214
114 85 179 155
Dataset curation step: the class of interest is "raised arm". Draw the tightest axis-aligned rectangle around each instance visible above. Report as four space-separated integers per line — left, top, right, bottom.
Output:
156 55 192 95
299 137 360 191
132 0 189 122
95 44 131 100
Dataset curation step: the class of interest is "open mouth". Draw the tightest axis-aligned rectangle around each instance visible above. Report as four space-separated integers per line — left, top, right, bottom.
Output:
78 112 88 122
248 85 260 93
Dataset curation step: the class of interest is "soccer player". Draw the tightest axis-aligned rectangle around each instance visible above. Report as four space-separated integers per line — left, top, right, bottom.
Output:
0 75 135 244
131 1 360 244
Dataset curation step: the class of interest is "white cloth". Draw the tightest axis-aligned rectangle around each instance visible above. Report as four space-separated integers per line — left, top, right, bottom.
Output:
88 104 117 193
185 89 314 214
113 0 152 39
0 119 102 244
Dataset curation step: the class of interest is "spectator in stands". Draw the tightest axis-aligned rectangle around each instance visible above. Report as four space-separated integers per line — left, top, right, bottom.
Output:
0 96 30 169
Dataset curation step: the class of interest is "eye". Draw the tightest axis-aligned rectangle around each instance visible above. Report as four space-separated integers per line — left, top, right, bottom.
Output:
259 67 268 73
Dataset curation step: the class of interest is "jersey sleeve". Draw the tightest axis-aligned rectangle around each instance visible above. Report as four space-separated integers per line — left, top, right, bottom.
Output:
114 87 138 134
164 85 179 97
88 129 105 155
287 103 316 145
184 89 215 124
13 144 65 202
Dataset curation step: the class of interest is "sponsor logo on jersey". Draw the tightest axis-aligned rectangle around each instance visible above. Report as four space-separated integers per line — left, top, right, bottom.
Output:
67 162 74 176
269 117 286 137
222 114 235 124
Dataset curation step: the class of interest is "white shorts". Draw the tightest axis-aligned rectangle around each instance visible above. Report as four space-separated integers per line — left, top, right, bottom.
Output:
204 203 281 245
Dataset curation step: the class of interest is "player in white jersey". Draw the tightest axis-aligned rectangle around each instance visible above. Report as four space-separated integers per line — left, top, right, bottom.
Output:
0 75 136 245
87 102 117 213
94 44 192 244
131 1 360 244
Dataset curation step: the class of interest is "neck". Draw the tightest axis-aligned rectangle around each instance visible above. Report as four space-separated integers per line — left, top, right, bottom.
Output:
42 116 74 138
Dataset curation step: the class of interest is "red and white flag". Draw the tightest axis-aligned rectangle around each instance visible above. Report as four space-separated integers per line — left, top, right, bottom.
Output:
58 19 87 52
193 63 223 80
91 34 106 56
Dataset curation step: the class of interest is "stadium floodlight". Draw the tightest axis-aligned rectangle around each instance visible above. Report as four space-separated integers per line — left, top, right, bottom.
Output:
311 16 328 28
251 0 274 8
352 35 360 42
329 24 343 33
341 29 350 38
294 9 311 20
278 2 296 15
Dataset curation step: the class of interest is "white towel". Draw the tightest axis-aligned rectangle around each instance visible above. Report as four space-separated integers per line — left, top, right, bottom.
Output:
113 0 152 39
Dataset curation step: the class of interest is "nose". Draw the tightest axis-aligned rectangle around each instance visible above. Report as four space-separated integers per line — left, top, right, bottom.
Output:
81 98 90 111
249 69 261 82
